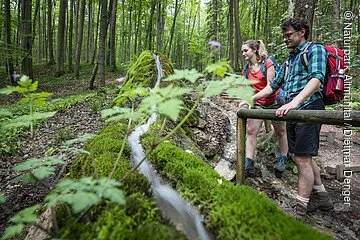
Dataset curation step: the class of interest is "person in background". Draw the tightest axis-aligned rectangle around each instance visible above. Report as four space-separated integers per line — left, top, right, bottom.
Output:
240 40 288 177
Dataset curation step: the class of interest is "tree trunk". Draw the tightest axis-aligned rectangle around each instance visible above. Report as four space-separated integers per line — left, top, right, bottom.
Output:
256 0 261 39
228 0 234 68
332 0 340 46
288 0 294 18
156 0 162 52
294 0 316 40
134 0 142 55
252 0 257 37
264 0 269 43
47 0 55 65
74 0 86 78
358 9 360 55
146 0 156 51
91 2 101 65
43 0 47 61
121 0 125 62
74 0 80 50
233 0 241 72
68 0 74 71
109 0 117 71
16 0 21 67
32 0 40 64
56 0 67 76
127 1 133 61
4 0 15 84
20 0 33 79
96 0 110 88
166 0 180 56
37 2 41 64
86 0 92 63
89 61 98 89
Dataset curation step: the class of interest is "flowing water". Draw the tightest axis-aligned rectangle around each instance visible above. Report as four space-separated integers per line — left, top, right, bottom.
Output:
127 54 211 240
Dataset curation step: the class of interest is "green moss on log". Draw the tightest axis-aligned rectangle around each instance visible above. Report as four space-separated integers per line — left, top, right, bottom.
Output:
55 121 185 239
144 140 332 240
116 51 174 105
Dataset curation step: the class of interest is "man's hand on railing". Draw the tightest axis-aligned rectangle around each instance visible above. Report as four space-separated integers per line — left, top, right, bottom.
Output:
275 100 299 117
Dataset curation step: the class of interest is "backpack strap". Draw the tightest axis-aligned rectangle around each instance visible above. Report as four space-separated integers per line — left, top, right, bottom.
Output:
260 59 267 78
244 63 249 78
284 60 289 80
300 42 314 69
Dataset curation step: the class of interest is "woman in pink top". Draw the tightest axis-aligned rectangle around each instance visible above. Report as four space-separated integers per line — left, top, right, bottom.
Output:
240 40 288 177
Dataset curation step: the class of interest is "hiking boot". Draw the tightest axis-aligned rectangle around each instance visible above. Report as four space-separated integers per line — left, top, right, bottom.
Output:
295 201 308 220
307 191 334 213
274 155 287 173
244 157 255 177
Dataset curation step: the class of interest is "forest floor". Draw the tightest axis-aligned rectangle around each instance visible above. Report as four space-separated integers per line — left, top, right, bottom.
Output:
0 74 359 239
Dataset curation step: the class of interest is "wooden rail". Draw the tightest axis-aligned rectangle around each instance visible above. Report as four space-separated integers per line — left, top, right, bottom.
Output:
235 109 360 184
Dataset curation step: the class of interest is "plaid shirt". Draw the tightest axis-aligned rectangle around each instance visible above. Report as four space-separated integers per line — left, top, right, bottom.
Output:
270 41 327 109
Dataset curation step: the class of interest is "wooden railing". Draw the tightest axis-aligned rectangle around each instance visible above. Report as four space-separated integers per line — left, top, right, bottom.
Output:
236 109 360 184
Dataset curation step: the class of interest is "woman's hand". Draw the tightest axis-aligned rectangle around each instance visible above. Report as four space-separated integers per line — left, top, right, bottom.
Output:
238 101 250 109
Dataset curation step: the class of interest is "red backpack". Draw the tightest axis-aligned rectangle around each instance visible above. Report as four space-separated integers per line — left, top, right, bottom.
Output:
298 42 347 105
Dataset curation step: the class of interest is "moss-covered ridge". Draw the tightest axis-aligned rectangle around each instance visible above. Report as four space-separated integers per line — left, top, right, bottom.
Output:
116 50 174 105
55 122 185 239
145 140 332 240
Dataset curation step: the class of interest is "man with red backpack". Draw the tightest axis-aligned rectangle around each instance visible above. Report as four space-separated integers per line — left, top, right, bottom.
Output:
249 18 334 220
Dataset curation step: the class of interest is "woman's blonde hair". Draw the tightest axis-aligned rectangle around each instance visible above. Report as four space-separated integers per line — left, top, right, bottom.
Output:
242 40 268 63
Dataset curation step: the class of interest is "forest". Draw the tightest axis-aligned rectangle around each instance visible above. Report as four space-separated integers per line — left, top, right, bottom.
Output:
0 0 360 239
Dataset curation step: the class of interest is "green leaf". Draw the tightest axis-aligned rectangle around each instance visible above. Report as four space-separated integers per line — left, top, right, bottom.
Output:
225 85 255 106
1 224 25 240
28 81 38 92
10 205 40 223
37 92 53 98
19 97 30 104
0 86 17 95
293 166 298 175
204 80 228 97
46 177 125 215
163 69 204 83
222 74 255 86
31 166 55 180
152 84 192 99
63 133 96 147
0 193 5 204
70 192 99 214
11 173 38 184
19 75 30 83
157 99 184 121
1 112 57 131
205 61 230 77
1 120 32 130
13 156 65 171
64 148 91 155
103 188 126 205
0 109 13 118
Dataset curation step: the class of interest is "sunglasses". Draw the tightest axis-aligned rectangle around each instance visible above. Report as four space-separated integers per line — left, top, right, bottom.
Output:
283 31 299 39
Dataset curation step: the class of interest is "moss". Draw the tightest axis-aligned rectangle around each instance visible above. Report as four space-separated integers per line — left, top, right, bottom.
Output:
56 120 185 239
115 50 174 106
56 195 185 240
146 141 332 240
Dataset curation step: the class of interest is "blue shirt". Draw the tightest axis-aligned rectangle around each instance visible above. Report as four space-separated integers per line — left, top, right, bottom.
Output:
270 41 327 109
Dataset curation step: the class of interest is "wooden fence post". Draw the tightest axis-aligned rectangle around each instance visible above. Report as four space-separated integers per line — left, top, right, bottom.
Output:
236 117 246 184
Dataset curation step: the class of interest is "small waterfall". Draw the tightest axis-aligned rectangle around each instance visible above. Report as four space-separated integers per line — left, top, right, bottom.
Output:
127 54 211 240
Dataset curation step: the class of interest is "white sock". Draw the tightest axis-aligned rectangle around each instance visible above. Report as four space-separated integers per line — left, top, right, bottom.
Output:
296 195 309 206
313 184 326 193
